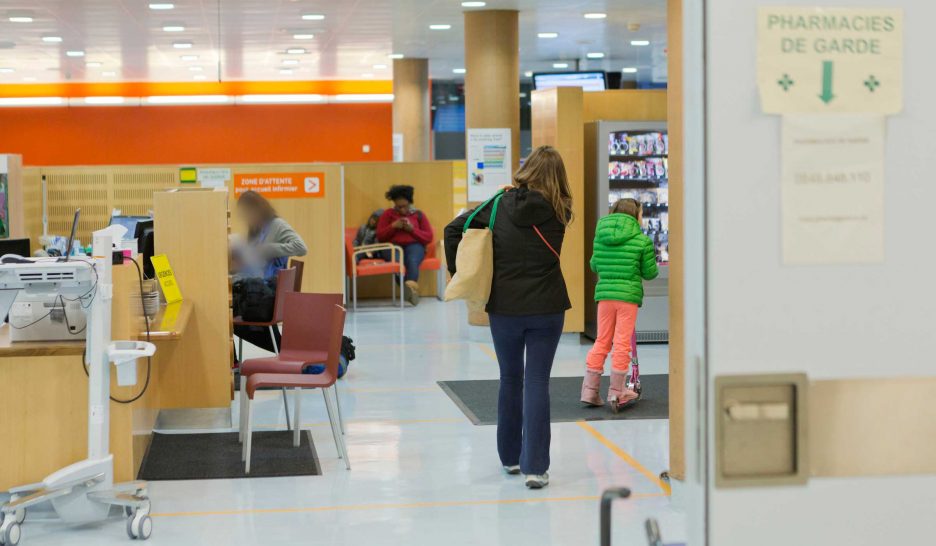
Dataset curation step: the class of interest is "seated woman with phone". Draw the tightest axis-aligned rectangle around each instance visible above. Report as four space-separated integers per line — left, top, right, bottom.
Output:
375 185 434 306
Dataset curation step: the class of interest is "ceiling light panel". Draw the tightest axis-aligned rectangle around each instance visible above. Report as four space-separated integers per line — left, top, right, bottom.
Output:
0 2 668 83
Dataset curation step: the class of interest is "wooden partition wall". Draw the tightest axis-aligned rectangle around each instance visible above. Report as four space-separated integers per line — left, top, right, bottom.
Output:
666 0 686 481
221 163 345 295
21 163 345 296
531 88 586 333
343 161 458 298
21 166 180 252
1 154 25 239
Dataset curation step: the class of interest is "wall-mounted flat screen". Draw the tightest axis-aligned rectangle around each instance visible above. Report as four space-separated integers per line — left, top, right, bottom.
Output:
532 71 607 92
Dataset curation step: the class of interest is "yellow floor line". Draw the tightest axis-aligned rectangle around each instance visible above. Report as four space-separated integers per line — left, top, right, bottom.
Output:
476 342 498 362
357 342 468 351
576 421 672 496
151 492 667 519
345 386 439 394
251 417 464 430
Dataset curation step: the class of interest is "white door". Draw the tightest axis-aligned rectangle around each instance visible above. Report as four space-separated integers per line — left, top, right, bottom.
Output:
684 0 936 544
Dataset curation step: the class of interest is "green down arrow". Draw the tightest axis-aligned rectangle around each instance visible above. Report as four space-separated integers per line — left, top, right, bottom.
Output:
819 60 835 104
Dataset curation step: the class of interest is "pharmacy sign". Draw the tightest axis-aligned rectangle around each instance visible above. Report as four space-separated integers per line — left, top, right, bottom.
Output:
757 7 902 114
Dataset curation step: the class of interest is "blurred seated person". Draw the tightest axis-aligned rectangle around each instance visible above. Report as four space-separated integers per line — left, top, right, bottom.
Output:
376 185 433 306
353 209 383 262
232 190 307 354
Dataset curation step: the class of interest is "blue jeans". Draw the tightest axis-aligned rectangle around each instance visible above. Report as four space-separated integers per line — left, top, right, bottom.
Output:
489 312 565 475
380 243 425 282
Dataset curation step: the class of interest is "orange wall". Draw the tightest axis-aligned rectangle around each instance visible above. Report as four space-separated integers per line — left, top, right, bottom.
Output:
0 103 392 165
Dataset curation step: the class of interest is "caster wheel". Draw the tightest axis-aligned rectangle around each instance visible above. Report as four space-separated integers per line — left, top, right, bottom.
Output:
0 521 21 546
660 471 670 483
12 510 23 526
126 513 152 540
124 499 150 518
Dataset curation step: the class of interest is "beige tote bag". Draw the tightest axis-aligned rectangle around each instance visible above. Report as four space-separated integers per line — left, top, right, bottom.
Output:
444 192 504 304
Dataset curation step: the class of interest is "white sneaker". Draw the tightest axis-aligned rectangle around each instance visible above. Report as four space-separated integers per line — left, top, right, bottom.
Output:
503 465 521 475
524 473 549 489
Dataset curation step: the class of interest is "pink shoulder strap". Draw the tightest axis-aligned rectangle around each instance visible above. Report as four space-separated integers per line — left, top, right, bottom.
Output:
532 225 560 259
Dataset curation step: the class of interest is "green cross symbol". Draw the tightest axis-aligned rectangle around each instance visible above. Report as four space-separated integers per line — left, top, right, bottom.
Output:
864 75 880 92
777 73 794 91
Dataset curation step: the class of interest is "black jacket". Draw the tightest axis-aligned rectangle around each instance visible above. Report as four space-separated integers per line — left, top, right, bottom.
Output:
444 187 571 316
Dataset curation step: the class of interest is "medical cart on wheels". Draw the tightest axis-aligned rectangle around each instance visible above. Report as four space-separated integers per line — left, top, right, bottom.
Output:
0 225 156 544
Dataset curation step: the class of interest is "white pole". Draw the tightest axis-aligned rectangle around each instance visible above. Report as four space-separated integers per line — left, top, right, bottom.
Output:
86 231 113 462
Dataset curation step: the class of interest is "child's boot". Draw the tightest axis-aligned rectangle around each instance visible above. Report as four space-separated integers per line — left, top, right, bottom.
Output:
608 371 639 412
580 370 604 407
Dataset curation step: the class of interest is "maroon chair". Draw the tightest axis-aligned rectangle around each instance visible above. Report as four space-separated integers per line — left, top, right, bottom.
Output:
238 291 344 443
289 258 305 292
242 300 349 473
234 267 297 426
234 267 297 355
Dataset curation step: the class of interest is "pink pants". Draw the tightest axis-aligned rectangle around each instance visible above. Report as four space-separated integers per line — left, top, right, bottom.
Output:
586 301 639 373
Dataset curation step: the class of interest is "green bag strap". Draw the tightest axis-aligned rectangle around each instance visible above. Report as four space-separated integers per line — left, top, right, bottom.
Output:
463 190 505 233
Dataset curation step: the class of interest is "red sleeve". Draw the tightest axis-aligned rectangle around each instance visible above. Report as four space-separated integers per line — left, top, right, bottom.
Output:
412 212 434 245
376 211 396 242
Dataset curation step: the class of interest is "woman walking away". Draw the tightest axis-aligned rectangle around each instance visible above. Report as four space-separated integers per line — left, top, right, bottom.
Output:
444 146 573 490
581 198 658 411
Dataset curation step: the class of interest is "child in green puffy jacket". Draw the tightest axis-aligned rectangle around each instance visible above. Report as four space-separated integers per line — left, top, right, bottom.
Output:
581 198 659 410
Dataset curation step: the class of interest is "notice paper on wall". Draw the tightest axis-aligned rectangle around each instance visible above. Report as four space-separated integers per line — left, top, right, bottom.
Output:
392 133 404 162
757 7 903 114
467 128 511 202
781 114 885 265
198 168 231 189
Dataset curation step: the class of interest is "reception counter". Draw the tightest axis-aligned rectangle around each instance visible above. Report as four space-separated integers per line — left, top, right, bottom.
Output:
0 189 233 491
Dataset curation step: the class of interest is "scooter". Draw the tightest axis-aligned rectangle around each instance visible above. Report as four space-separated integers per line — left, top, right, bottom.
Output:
610 330 641 414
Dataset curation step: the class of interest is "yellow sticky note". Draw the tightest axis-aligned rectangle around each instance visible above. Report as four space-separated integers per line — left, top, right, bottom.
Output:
150 254 183 304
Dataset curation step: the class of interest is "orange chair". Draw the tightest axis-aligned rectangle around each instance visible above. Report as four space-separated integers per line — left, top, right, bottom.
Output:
344 227 404 310
419 241 447 301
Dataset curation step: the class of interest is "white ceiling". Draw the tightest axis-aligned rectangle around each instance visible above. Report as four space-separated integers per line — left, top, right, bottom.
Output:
0 0 667 84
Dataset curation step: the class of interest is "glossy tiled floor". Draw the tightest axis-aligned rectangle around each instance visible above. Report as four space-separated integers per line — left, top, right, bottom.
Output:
19 300 684 546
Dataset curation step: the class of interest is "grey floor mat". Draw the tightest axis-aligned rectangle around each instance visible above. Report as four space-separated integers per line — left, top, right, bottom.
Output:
439 374 669 425
139 431 322 480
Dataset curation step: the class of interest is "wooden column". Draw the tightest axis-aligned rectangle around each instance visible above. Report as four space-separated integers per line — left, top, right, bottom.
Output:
392 58 431 162
464 9 520 173
531 87 585 333
667 0 686 481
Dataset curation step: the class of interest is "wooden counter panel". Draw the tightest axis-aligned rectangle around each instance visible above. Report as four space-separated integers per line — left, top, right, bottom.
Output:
0 352 150 490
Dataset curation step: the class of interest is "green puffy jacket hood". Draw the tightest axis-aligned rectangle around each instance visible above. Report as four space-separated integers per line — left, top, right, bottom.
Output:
595 214 645 246
590 213 659 305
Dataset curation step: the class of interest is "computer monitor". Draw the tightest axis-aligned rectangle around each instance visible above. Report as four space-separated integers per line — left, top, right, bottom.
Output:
140 227 155 279
0 238 30 259
109 215 152 241
532 71 608 92
63 209 80 262
133 219 153 243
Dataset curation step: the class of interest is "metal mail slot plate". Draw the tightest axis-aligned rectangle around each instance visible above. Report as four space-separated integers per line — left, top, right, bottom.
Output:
715 373 809 488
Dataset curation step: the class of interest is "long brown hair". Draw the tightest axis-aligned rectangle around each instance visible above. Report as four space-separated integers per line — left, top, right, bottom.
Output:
513 145 574 225
237 190 278 238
